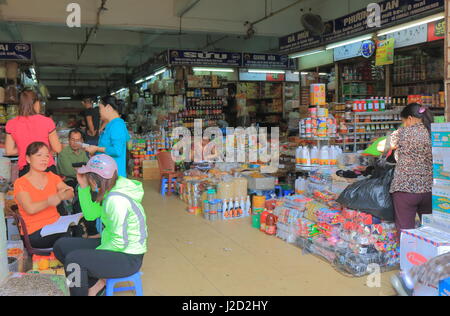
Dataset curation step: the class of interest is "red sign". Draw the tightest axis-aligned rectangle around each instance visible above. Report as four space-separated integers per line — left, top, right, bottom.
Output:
407 252 428 266
428 19 445 42
266 74 285 82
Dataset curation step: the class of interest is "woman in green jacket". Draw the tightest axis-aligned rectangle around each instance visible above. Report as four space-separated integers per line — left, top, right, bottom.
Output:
53 155 147 296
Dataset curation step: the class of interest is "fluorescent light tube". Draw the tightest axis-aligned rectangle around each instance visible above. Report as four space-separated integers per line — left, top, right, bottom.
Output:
319 73 328 76
145 75 155 81
326 34 374 50
248 69 286 74
378 12 445 36
154 68 167 76
289 49 325 59
135 79 144 84
58 97 72 100
193 67 235 73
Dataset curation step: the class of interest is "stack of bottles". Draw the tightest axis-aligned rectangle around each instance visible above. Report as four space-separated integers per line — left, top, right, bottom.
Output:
299 110 337 139
351 98 388 112
296 145 343 167
201 193 251 222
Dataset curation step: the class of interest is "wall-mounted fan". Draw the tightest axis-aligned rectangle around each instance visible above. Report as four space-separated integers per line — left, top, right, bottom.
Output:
301 9 325 36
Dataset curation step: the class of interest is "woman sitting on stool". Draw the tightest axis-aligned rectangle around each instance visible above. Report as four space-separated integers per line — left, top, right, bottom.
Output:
54 155 148 296
14 142 75 249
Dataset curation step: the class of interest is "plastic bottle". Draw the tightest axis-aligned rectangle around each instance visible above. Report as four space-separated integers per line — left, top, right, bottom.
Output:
295 177 307 195
310 146 319 166
320 146 330 165
223 199 229 218
240 197 245 217
296 146 303 165
245 196 251 216
234 198 240 218
329 146 337 165
265 214 277 235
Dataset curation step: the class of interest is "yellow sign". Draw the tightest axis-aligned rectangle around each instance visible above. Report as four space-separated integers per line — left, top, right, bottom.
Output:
375 38 395 66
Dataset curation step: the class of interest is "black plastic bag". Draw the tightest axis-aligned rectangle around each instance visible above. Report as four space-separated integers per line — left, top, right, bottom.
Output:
337 163 395 222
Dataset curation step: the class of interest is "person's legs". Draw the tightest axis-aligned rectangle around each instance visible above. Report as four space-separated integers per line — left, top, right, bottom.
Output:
392 192 421 233
64 249 144 296
28 230 71 249
53 237 101 265
417 192 433 219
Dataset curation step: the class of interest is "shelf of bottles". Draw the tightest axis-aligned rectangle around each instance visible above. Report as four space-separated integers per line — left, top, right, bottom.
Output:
333 101 402 153
340 60 386 102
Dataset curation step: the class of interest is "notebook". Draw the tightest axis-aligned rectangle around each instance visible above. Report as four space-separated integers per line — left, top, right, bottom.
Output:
40 213 84 237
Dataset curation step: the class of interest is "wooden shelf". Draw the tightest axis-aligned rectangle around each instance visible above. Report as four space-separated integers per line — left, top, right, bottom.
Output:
392 79 444 86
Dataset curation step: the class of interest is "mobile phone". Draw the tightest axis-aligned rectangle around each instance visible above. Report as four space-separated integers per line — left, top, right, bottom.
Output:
72 162 87 168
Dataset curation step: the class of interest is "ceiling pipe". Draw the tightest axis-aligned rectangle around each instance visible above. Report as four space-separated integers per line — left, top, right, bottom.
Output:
77 0 108 61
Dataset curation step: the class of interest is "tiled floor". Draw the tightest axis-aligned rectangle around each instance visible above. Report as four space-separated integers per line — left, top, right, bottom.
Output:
135 181 398 296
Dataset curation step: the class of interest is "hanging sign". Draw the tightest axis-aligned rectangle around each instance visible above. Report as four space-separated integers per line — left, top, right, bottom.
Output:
279 0 444 54
386 24 428 48
0 43 32 61
428 18 445 41
242 53 290 69
334 41 366 61
376 38 395 66
168 50 242 67
361 40 376 58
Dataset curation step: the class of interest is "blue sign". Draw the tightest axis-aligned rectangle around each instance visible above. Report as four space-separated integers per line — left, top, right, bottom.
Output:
0 42 32 61
279 0 444 54
242 53 290 69
361 40 376 58
168 50 242 67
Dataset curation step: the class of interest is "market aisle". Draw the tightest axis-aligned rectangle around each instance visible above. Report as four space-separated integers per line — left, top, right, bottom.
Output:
137 181 398 296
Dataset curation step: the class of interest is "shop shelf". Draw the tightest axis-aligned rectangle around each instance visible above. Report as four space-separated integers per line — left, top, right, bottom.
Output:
354 121 401 125
392 79 444 86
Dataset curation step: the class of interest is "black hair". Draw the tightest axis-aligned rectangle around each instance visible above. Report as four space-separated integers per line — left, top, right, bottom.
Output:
100 95 122 114
400 103 434 134
26 142 49 156
69 129 85 141
82 97 93 104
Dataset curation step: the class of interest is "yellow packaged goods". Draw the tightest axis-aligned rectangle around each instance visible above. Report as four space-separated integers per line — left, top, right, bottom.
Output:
310 84 326 106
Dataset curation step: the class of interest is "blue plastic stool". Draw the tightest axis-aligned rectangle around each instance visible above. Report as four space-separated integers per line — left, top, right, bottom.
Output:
106 272 143 296
439 278 450 296
161 178 177 196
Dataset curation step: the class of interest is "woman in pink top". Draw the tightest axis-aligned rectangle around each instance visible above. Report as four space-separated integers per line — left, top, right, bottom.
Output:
5 89 62 177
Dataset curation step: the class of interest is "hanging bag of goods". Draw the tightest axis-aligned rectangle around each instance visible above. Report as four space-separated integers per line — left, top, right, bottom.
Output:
6 62 19 80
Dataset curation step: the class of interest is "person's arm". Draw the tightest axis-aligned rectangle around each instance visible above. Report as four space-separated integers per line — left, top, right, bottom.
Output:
390 129 401 150
49 130 63 154
97 196 129 251
56 181 75 200
16 191 61 215
77 173 102 221
5 134 18 156
86 115 96 137
99 120 107 133
86 124 127 157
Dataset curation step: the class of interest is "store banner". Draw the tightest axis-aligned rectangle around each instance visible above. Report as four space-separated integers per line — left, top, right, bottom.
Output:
376 38 395 66
242 53 290 69
279 0 444 54
386 24 428 48
428 18 445 41
168 49 242 67
334 41 365 61
0 42 32 61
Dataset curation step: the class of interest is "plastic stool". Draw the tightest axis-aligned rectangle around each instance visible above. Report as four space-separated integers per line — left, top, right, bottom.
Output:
283 189 294 197
106 272 143 296
161 178 177 196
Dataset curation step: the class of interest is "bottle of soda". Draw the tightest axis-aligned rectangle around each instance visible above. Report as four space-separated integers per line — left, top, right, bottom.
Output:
265 213 277 235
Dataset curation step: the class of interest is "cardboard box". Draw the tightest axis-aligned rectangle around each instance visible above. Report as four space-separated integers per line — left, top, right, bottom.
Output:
422 214 450 234
431 123 450 148
310 84 326 106
400 227 450 273
143 168 161 180
142 160 159 169
432 186 450 220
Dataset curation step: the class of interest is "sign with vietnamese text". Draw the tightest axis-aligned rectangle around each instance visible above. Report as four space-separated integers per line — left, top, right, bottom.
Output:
168 50 242 67
242 53 290 69
428 19 445 41
0 43 32 61
376 38 395 66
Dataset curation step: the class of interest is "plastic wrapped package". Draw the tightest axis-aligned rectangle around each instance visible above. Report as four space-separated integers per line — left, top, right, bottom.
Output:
276 222 298 244
307 236 337 263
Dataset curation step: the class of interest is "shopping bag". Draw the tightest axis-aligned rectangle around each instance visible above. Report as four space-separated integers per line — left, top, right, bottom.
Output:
337 162 395 222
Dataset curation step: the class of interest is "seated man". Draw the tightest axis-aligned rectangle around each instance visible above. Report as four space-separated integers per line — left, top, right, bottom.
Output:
57 129 89 186
57 130 99 238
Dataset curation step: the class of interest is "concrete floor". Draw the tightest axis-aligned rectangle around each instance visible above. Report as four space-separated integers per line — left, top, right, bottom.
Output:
137 180 398 296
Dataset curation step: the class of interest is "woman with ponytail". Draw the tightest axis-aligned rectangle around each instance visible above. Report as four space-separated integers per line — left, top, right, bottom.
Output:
390 103 434 233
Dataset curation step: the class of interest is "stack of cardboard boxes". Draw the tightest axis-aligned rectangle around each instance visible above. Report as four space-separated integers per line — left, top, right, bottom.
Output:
142 160 160 181
400 123 450 296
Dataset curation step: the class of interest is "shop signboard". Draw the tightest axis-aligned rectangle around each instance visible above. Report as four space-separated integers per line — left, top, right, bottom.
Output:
279 0 444 54
386 24 428 48
428 18 445 41
334 41 364 61
239 71 285 82
376 38 395 66
0 42 32 61
168 49 242 67
242 53 290 69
